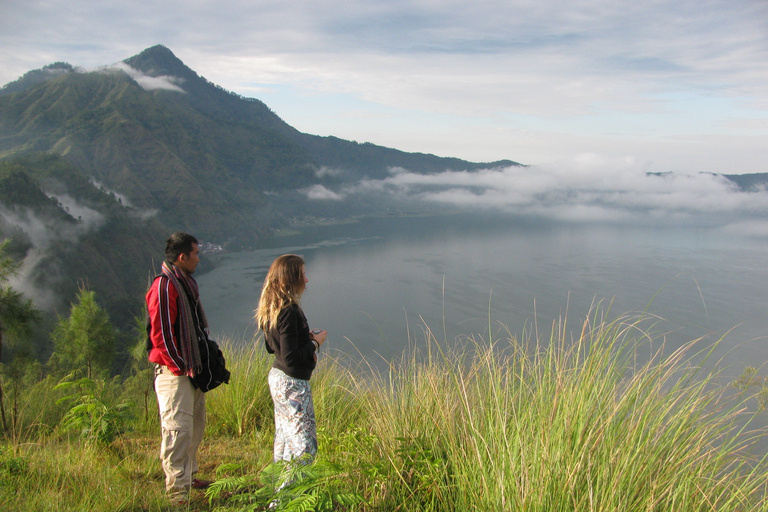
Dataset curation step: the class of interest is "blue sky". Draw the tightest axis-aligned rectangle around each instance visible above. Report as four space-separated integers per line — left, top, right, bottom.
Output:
1 0 768 176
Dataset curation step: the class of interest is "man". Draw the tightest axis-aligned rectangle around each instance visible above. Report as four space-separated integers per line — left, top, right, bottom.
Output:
146 232 212 504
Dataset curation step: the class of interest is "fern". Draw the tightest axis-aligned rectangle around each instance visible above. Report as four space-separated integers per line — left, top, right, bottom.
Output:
207 458 364 511
54 376 134 445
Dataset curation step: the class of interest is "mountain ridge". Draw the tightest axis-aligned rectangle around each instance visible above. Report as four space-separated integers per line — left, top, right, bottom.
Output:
0 45 520 242
0 45 524 331
1 44 764 335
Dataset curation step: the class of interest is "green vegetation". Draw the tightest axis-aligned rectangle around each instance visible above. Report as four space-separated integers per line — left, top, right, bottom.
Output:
1 42 767 357
49 287 117 379
0 239 39 433
2 44 768 510
1 307 768 511
0 45 521 247
0 44 515 344
54 376 135 446
0 157 168 333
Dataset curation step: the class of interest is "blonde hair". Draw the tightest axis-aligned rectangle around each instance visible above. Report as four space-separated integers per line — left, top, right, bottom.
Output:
255 254 306 331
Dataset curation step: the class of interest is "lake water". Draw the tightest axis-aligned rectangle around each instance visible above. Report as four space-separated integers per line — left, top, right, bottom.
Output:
197 213 768 375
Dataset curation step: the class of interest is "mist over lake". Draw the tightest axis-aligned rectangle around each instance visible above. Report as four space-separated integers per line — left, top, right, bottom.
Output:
197 213 768 374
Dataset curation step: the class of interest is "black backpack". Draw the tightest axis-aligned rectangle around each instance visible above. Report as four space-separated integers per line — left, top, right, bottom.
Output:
146 314 230 392
192 336 230 392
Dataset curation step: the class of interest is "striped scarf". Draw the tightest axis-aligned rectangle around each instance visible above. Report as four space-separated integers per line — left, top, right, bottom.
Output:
161 261 207 376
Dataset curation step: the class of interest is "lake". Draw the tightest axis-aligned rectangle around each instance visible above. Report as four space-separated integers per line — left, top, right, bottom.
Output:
197 213 768 375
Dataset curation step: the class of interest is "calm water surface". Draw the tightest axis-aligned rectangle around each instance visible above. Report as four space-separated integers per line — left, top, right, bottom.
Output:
197 214 768 374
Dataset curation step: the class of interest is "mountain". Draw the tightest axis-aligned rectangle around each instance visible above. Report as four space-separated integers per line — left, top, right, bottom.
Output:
1 47 303 244
0 45 519 244
0 153 172 336
0 44 765 341
0 45 521 331
0 62 78 96
722 172 768 191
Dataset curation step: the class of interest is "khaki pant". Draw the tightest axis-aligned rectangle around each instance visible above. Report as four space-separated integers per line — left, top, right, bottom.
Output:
154 366 206 499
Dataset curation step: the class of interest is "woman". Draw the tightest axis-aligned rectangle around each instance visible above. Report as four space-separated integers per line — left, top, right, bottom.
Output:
255 254 327 463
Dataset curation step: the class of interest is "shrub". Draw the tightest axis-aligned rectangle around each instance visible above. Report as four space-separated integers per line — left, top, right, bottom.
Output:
54 376 134 445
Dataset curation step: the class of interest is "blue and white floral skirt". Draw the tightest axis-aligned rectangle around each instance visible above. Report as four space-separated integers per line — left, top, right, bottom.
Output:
268 367 317 463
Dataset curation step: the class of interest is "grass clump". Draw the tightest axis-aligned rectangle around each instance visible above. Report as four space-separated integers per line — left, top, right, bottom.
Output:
2 309 768 511
355 312 768 511
205 340 273 439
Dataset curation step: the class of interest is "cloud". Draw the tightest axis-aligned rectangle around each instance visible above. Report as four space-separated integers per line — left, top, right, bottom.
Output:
314 166 344 178
86 179 159 219
717 219 768 238
303 184 346 201
107 62 186 92
48 193 105 228
7 245 58 310
0 195 106 307
0 207 66 308
318 153 768 223
89 179 133 206
130 208 160 220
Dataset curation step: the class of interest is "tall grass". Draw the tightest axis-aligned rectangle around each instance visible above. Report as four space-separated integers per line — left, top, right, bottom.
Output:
205 338 273 439
3 309 768 511
350 311 768 511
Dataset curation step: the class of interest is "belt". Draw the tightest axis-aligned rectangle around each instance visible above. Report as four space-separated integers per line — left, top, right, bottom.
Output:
154 364 171 375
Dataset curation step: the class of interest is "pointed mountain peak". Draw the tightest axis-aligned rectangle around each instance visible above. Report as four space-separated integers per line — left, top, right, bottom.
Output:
123 45 197 80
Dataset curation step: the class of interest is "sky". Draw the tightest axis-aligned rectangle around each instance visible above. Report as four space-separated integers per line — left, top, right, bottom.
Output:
2 0 768 179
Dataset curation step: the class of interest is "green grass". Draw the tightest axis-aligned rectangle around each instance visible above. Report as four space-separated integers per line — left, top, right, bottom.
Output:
2 309 768 511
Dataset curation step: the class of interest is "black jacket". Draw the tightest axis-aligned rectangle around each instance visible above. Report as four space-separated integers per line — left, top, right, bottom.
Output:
265 303 317 380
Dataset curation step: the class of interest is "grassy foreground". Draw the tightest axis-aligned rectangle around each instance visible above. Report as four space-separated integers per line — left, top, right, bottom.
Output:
2 310 768 511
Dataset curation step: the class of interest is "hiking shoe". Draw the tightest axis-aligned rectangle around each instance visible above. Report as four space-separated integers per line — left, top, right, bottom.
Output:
192 478 212 490
169 492 189 507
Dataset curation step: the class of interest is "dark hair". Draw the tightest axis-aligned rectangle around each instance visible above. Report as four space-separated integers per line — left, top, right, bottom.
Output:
165 232 198 263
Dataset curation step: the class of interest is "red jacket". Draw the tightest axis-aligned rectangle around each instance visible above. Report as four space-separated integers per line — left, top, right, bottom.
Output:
146 275 187 375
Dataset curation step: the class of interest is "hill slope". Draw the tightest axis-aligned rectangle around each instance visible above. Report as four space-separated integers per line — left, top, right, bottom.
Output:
0 44 522 329
0 154 169 328
0 45 520 244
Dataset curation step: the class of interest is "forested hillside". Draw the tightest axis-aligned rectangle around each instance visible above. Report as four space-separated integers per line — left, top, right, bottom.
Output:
0 155 168 328
0 44 520 363
0 45 519 244
1 43 763 357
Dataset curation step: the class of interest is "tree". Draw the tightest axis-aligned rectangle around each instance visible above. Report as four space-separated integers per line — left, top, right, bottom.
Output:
119 311 156 426
0 240 39 433
50 286 115 379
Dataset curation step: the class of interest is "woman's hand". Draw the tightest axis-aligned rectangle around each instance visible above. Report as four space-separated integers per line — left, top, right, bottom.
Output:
311 329 328 347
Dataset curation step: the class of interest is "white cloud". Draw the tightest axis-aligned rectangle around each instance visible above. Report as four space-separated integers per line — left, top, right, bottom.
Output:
85 180 160 219
130 208 160 220
0 204 103 308
325 153 768 223
0 207 51 250
718 219 768 238
314 166 344 178
107 62 186 92
303 184 346 201
89 179 133 206
48 193 105 228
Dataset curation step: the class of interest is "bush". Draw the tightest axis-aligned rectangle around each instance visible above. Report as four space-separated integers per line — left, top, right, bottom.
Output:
54 376 134 445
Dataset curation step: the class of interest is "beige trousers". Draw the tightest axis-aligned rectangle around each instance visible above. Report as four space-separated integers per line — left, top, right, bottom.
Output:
154 366 206 498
